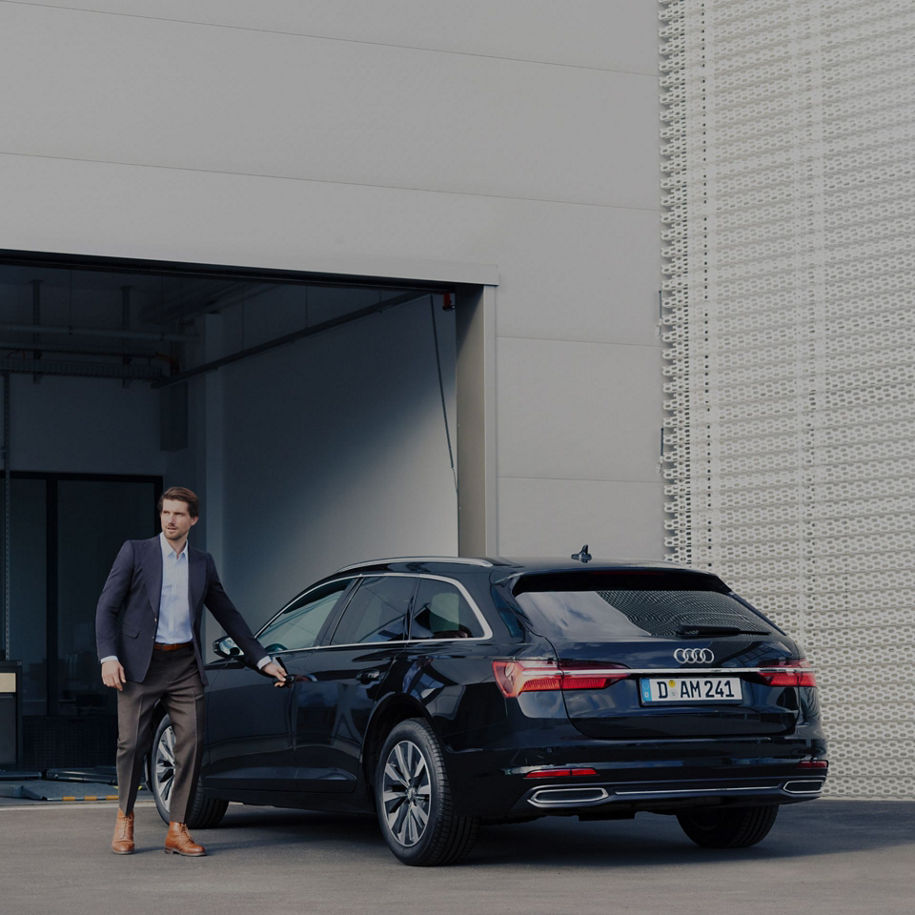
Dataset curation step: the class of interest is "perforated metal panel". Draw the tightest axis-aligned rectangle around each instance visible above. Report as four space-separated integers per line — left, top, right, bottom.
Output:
659 0 915 799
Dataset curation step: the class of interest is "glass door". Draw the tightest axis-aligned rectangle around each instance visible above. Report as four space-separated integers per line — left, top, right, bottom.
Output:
55 478 158 716
6 474 160 718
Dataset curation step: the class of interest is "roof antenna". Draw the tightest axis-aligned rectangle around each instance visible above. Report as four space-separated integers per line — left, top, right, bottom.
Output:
571 544 592 564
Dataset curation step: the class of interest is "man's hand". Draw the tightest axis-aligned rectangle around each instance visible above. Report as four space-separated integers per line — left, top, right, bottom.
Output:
261 659 290 687
101 658 126 691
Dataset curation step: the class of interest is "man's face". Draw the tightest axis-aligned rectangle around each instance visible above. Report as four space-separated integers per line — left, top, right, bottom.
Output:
160 498 198 543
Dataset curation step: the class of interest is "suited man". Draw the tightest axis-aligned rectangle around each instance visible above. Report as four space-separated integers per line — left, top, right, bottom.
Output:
96 486 286 856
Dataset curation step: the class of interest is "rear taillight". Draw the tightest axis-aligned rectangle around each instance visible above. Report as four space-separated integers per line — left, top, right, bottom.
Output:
492 659 629 698
756 659 817 688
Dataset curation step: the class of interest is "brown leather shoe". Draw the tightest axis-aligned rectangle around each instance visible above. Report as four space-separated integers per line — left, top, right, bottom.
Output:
111 809 135 855
164 821 206 857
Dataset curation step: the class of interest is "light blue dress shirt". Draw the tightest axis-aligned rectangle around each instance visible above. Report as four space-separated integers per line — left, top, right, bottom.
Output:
156 532 193 644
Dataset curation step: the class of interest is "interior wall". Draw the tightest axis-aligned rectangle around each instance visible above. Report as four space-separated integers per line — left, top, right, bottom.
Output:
196 292 458 619
8 373 164 476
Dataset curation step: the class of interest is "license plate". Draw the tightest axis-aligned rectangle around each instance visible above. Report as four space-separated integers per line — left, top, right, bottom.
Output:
640 676 742 704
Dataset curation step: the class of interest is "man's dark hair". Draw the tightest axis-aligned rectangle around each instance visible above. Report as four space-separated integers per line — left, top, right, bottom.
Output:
157 486 200 518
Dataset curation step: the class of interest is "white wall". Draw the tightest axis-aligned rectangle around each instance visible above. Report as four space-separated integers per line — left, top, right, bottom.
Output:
0 1 663 569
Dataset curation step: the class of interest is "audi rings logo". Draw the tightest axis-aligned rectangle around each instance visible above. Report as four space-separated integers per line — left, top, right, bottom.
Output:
674 647 714 664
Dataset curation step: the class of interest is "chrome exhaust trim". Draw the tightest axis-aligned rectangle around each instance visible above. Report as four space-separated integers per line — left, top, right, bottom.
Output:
782 779 825 795
528 787 610 809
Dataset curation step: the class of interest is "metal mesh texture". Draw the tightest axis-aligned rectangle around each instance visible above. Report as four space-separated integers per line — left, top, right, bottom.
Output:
659 0 915 799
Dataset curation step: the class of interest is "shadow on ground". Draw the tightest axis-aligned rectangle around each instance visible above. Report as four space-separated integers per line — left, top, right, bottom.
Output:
212 799 914 867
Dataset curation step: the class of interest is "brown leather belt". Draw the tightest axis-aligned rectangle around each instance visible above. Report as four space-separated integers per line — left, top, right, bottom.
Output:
154 641 193 651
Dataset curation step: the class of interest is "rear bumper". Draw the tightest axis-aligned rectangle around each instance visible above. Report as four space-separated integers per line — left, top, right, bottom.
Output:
515 773 826 816
445 735 828 818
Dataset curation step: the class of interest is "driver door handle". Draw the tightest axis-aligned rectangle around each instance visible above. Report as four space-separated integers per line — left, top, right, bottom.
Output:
358 669 382 684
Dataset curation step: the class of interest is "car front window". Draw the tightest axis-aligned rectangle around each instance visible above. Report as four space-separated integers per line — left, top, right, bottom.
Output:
258 580 350 652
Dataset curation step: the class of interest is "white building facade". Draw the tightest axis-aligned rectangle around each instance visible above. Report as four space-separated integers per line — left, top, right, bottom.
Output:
0 1 664 567
661 0 915 799
0 3 663 765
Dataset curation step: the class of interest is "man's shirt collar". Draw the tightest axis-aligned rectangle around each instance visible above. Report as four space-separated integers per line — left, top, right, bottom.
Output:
159 530 189 561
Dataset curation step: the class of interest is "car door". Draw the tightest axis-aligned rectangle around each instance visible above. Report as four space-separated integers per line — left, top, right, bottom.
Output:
399 576 497 746
285 574 417 794
201 578 353 797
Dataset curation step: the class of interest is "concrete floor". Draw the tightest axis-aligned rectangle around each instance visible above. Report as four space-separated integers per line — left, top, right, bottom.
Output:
0 797 911 914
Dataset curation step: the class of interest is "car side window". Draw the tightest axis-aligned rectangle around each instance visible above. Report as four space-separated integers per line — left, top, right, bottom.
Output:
411 579 483 639
329 576 415 645
257 580 350 652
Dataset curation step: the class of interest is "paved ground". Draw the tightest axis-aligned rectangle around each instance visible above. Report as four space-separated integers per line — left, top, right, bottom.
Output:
0 797 911 914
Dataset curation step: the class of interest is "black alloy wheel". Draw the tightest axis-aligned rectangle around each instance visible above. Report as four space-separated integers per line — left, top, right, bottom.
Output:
677 804 779 848
149 715 228 829
375 719 479 866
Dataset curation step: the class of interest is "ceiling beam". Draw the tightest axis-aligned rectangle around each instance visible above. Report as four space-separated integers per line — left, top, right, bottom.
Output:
0 322 196 343
0 356 162 380
153 290 428 389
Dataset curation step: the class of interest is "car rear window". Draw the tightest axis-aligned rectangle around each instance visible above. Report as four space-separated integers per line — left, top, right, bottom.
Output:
513 572 771 640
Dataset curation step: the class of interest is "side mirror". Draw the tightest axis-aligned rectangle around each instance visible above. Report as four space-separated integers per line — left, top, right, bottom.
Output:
214 636 241 659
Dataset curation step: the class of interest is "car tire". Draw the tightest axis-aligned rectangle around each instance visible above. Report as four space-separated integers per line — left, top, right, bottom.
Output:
375 718 479 866
677 804 779 848
150 715 228 829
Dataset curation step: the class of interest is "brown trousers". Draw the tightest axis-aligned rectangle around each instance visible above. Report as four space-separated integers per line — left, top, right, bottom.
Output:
116 644 205 823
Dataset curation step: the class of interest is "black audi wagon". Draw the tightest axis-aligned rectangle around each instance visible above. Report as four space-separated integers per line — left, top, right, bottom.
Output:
148 555 827 865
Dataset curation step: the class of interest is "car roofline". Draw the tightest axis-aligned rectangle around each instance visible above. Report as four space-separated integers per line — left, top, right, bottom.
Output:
330 556 710 581
332 556 495 574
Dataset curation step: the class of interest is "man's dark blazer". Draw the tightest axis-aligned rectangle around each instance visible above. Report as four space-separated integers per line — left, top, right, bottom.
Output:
95 536 266 685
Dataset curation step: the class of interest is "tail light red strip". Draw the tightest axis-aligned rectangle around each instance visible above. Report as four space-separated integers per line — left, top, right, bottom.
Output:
493 658 818 698
756 659 817 688
493 660 629 698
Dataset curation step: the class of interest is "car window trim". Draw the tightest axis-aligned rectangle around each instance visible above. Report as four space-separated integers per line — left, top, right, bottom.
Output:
407 573 492 642
327 572 495 646
255 572 493 655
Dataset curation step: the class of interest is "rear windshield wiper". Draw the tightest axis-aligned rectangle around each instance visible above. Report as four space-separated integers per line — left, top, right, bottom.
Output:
676 624 771 638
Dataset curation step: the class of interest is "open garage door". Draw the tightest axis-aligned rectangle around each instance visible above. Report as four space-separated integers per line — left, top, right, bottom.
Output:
0 250 489 769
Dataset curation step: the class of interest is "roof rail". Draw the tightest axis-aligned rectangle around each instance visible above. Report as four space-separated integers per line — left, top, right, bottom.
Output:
334 556 493 573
